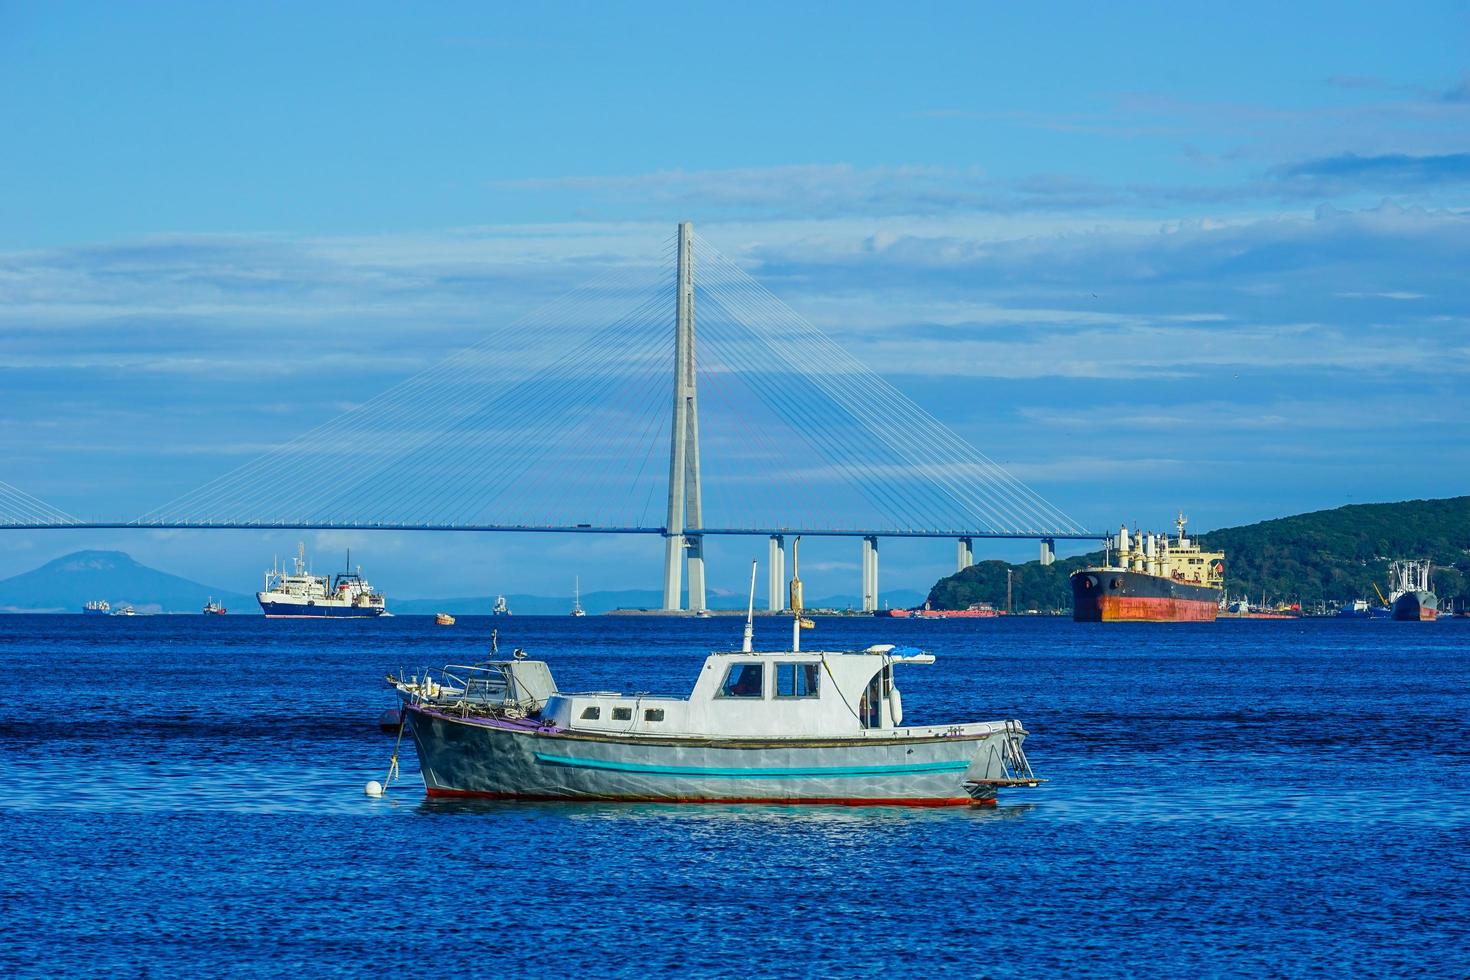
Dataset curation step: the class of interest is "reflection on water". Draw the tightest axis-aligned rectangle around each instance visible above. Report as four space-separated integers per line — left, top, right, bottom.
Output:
412 794 1039 826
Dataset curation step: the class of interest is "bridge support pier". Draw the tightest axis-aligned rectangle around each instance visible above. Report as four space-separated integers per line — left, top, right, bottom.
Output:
687 534 706 612
957 536 973 572
1040 537 1055 566
662 533 684 610
767 535 785 611
861 535 879 612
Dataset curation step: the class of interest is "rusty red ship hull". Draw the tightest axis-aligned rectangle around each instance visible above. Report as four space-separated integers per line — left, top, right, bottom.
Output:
876 607 999 619
1070 569 1220 622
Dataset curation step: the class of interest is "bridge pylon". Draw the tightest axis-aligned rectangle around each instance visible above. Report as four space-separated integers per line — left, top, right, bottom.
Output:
663 222 705 611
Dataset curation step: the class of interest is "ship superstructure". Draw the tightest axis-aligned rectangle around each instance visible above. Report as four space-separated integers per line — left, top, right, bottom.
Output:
1388 559 1438 621
257 543 388 619
1071 513 1224 622
83 599 110 615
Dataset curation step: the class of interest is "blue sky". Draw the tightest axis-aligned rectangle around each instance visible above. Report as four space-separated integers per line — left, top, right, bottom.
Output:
1 2 1468 602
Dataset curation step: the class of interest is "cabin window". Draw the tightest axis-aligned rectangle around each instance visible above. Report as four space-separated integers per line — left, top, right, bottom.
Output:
718 663 764 698
775 662 820 698
644 708 665 722
612 707 632 721
580 706 601 720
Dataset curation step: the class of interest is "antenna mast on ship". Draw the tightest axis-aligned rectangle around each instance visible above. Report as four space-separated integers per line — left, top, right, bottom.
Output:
742 561 757 653
788 537 814 652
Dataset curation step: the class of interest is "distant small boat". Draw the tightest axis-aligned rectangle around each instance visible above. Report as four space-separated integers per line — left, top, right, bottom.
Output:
435 612 455 626
571 577 586 617
202 597 227 615
1336 599 1372 619
83 599 110 615
492 595 510 616
112 605 136 617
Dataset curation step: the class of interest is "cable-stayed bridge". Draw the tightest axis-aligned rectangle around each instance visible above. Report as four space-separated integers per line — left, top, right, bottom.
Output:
1 223 1101 611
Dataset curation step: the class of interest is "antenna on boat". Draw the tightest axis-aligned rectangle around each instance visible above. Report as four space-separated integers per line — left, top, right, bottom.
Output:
742 560 758 653
790 536 807 652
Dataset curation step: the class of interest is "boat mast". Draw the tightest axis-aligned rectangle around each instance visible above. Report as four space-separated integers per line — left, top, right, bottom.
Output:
742 560 757 653
790 537 804 652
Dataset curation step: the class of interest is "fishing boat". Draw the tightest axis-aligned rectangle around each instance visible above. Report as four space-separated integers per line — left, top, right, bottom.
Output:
83 599 110 615
571 577 586 617
112 605 136 617
387 548 1041 807
435 612 455 627
1336 599 1373 619
202 597 227 615
257 543 388 618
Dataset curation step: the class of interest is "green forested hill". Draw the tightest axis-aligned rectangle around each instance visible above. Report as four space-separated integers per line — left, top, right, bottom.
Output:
927 496 1470 611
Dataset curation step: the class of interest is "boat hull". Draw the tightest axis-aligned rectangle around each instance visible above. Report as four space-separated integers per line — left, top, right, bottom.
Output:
258 597 387 618
404 705 1017 806
1071 569 1220 622
1391 591 1439 621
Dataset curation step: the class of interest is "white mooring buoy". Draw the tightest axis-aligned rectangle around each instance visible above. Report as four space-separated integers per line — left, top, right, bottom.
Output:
364 780 383 797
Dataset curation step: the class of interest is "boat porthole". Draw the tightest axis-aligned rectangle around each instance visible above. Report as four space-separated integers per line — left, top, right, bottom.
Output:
1110 578 1121 590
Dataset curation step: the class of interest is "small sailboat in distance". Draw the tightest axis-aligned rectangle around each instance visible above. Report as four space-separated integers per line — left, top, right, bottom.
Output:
571 576 586 617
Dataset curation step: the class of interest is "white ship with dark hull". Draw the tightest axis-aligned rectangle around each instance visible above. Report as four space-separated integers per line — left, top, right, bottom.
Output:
1388 560 1438 621
257 544 388 619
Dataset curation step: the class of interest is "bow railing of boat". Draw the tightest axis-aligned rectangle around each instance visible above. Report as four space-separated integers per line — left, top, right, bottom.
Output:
394 663 543 719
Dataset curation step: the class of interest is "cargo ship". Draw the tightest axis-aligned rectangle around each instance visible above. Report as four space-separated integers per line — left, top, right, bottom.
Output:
257 543 388 618
1388 559 1438 621
83 599 110 615
1070 514 1224 622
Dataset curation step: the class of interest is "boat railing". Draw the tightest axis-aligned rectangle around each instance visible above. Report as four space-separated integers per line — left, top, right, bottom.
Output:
436 663 512 706
558 689 688 702
411 662 559 719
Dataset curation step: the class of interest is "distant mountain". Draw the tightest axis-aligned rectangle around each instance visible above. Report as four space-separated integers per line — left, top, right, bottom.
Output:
0 550 255 614
394 587 928 616
926 496 1470 611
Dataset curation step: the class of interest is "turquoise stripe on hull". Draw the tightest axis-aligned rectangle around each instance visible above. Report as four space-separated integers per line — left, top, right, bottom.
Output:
532 752 971 779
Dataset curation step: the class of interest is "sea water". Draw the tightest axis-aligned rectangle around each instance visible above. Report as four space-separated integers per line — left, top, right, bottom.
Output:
1 614 1466 977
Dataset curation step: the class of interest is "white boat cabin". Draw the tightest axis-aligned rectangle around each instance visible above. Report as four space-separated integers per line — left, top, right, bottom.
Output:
541 645 934 739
